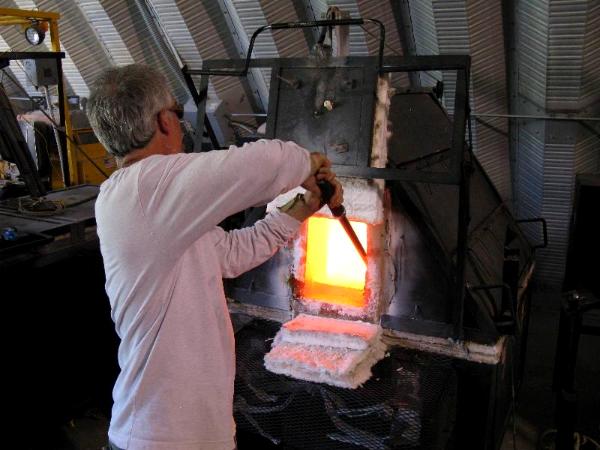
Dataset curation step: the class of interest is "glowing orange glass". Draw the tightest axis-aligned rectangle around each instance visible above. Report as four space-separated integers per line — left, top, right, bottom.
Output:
302 216 368 308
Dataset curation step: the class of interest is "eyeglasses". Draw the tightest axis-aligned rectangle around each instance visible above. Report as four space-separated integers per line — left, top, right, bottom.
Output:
168 102 184 120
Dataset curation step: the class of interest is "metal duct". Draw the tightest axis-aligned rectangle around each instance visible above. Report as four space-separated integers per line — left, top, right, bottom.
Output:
515 127 545 222
465 0 511 201
431 0 471 115
408 0 441 86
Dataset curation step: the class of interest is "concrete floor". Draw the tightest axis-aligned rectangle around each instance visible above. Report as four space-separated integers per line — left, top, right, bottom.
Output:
54 291 599 450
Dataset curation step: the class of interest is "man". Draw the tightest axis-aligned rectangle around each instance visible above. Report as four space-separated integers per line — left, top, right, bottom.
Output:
88 64 342 450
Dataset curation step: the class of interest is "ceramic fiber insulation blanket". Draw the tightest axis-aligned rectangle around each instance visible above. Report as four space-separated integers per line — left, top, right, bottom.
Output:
264 340 387 389
265 314 387 388
275 313 382 350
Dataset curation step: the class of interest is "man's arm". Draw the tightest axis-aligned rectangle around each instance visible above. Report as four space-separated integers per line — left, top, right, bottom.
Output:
209 212 301 278
138 139 312 258
209 180 332 277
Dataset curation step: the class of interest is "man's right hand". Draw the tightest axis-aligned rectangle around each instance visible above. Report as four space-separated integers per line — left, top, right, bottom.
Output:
302 152 333 193
282 152 343 222
301 152 343 209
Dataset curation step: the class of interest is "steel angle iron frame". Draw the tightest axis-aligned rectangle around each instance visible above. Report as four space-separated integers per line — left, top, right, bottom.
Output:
183 19 472 341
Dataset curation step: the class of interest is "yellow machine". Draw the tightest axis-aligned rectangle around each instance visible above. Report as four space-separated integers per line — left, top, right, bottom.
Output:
72 127 116 185
0 7 115 186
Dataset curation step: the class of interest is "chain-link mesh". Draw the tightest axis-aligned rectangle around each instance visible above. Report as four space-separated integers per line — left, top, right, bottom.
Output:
234 318 456 449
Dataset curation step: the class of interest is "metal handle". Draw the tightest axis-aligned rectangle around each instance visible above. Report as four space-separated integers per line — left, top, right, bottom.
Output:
317 180 344 217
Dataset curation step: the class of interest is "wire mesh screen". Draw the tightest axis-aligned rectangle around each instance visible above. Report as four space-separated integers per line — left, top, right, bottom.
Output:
234 318 456 450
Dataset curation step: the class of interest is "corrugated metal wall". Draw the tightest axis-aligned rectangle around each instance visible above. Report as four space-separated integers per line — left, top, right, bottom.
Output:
580 2 600 107
514 0 600 288
1 0 598 289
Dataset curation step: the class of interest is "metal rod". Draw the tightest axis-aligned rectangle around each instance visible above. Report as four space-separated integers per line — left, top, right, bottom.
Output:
55 57 71 186
453 67 472 341
186 55 472 74
191 19 385 77
44 86 66 187
472 113 600 122
180 65 219 150
338 215 368 264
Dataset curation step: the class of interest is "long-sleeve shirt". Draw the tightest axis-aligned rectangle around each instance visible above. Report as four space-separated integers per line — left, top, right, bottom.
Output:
95 139 311 450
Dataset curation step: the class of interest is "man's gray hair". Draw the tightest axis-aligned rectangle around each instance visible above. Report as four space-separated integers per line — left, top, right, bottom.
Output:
87 64 173 157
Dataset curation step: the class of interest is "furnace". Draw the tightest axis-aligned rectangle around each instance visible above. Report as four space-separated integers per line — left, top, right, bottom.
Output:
186 18 539 449
266 174 389 324
301 215 368 308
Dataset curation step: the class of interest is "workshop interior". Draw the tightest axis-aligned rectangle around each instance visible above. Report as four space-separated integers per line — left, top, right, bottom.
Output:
1 1 598 450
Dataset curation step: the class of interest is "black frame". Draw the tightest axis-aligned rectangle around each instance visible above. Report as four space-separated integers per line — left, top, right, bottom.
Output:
182 21 472 340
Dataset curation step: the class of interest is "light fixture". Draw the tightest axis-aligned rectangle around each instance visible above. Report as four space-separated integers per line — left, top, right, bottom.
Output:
25 21 46 46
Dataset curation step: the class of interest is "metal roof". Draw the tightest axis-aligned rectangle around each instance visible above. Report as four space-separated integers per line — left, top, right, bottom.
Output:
0 0 598 288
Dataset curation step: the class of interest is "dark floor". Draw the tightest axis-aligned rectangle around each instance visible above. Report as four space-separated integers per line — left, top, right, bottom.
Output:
501 292 600 450
49 291 599 450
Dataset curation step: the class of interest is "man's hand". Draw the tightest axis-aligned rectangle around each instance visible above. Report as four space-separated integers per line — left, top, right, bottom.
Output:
284 152 343 222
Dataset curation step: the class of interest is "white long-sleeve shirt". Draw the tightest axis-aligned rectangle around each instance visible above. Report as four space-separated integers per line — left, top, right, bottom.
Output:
95 140 311 450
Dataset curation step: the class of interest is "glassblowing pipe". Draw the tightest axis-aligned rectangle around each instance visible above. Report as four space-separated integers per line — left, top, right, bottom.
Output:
317 180 368 264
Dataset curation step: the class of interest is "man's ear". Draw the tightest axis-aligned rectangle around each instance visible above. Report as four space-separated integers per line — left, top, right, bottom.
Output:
157 109 170 135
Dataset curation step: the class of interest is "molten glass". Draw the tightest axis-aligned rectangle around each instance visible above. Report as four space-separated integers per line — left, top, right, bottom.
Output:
303 216 368 308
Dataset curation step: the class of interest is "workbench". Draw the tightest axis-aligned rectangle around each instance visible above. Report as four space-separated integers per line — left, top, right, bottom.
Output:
0 184 99 269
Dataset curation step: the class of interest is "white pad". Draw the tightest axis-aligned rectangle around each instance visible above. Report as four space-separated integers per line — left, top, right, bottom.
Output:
265 314 386 388
276 313 382 350
264 340 387 389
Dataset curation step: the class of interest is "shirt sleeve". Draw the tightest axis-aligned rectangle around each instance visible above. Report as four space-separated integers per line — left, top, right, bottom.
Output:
137 139 311 259
209 211 302 278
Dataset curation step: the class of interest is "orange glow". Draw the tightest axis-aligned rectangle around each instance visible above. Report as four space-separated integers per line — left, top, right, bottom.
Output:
303 216 368 308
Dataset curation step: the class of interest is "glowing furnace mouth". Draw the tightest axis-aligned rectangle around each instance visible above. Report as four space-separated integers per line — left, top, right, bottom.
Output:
302 216 368 308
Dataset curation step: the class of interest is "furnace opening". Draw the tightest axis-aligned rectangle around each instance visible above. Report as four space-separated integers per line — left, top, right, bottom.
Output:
302 216 368 308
